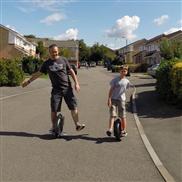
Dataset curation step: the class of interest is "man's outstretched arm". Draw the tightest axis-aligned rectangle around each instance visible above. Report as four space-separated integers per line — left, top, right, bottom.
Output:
22 71 42 87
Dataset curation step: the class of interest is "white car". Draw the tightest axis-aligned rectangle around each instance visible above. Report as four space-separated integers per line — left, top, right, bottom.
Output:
147 64 159 78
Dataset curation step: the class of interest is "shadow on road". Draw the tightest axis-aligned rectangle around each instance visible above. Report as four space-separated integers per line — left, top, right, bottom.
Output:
0 131 123 143
135 90 182 119
134 83 156 88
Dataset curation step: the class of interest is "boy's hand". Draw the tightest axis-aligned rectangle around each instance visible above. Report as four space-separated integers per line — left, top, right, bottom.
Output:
107 98 112 107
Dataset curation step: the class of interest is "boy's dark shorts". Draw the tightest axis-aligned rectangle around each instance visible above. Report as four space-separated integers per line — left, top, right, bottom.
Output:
51 87 77 112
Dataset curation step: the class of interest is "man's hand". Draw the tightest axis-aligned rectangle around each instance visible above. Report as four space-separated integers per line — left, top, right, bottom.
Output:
21 80 30 88
75 83 80 92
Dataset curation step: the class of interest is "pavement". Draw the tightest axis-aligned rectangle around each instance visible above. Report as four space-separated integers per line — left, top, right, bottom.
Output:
0 67 181 182
130 73 182 182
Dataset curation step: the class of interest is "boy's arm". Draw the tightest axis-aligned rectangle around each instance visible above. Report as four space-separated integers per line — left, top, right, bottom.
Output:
69 69 80 92
108 86 114 107
22 71 42 87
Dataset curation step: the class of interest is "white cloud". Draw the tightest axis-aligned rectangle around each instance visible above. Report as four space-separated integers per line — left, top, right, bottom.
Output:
18 0 76 12
40 13 65 25
164 27 182 34
154 15 169 26
178 19 182 26
53 28 79 40
106 15 140 40
31 0 75 11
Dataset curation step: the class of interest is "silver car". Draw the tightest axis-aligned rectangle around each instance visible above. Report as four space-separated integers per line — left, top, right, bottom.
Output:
147 64 159 78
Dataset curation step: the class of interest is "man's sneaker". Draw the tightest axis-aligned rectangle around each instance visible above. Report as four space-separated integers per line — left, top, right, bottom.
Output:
49 128 57 136
76 123 85 131
57 132 67 137
106 130 112 136
121 131 128 137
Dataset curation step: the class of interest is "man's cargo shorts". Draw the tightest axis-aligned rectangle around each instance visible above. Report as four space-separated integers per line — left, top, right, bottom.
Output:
51 87 77 112
110 99 126 118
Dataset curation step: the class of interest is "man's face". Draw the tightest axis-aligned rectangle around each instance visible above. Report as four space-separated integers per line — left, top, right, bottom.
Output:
49 46 59 59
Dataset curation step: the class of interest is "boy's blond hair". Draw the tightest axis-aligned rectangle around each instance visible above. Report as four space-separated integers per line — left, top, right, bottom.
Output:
120 65 128 71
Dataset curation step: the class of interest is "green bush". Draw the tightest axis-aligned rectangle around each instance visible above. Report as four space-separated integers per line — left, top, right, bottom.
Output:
0 60 8 86
170 61 182 105
0 59 24 86
22 56 43 75
156 59 179 102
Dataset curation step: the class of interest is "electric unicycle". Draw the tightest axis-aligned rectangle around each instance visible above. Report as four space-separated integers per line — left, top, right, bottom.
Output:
113 118 122 141
55 113 65 138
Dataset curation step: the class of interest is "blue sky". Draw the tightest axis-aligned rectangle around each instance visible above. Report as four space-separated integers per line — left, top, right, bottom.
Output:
1 0 182 49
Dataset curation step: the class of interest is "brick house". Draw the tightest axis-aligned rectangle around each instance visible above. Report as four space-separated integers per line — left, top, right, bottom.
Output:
118 39 146 64
0 24 36 59
135 30 182 65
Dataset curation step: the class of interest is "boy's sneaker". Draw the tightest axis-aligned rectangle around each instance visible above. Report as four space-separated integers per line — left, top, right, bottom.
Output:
106 130 112 136
76 123 85 131
121 131 128 137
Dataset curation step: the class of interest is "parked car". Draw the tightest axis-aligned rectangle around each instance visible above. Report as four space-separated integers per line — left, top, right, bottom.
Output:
70 64 77 75
147 64 159 78
90 62 96 67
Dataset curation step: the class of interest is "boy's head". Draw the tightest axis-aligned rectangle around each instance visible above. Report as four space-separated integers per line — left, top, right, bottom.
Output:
119 65 128 76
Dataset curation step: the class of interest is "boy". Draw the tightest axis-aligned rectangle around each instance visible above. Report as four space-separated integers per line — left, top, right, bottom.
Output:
106 65 132 137
22 44 85 135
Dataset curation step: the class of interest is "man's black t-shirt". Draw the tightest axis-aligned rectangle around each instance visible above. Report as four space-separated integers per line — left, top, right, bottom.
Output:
40 56 72 91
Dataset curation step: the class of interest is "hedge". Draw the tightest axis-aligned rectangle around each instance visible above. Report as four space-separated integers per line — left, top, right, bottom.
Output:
0 59 24 86
22 56 43 75
170 61 182 102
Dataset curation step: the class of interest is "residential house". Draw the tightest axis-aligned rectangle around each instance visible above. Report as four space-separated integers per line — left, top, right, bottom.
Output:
118 39 146 64
135 30 182 65
143 34 165 65
0 24 36 59
27 37 79 68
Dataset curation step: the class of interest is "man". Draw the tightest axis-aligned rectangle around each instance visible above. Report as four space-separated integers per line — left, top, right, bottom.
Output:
22 44 85 135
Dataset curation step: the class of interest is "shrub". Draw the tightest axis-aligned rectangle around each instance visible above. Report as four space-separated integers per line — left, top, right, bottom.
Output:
0 59 8 86
22 56 43 75
7 59 24 86
156 59 179 102
170 61 182 104
0 59 24 86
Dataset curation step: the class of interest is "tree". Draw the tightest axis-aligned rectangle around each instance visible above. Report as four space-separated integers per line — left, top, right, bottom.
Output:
79 39 90 62
24 34 36 38
59 48 72 58
90 43 105 64
36 41 48 59
160 38 182 60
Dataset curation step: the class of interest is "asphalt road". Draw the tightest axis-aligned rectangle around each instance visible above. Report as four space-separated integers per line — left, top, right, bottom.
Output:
0 67 164 182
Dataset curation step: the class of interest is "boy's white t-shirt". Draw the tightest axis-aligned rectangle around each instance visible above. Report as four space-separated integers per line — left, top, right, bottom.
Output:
110 76 131 101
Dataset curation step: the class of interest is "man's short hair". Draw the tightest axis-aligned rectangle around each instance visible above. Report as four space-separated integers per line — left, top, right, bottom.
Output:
49 44 58 50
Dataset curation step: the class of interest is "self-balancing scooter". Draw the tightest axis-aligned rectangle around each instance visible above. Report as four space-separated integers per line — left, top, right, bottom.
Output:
55 113 65 138
113 118 122 141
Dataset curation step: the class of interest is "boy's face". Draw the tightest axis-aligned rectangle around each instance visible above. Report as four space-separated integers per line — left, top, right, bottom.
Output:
49 46 59 59
120 68 128 76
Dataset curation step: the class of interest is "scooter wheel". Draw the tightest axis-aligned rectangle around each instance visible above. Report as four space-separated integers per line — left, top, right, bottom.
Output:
114 118 121 141
56 114 64 137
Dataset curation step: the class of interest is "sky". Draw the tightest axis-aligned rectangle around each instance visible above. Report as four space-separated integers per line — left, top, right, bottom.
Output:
0 0 182 49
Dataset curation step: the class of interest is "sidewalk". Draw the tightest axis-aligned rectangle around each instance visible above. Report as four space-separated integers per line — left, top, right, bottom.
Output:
132 73 182 182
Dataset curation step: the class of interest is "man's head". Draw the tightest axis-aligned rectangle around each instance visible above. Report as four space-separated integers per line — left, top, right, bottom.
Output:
119 65 128 77
49 44 59 60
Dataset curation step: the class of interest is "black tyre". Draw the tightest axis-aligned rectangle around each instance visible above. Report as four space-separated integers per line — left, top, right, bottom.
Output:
56 114 64 137
114 118 121 141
